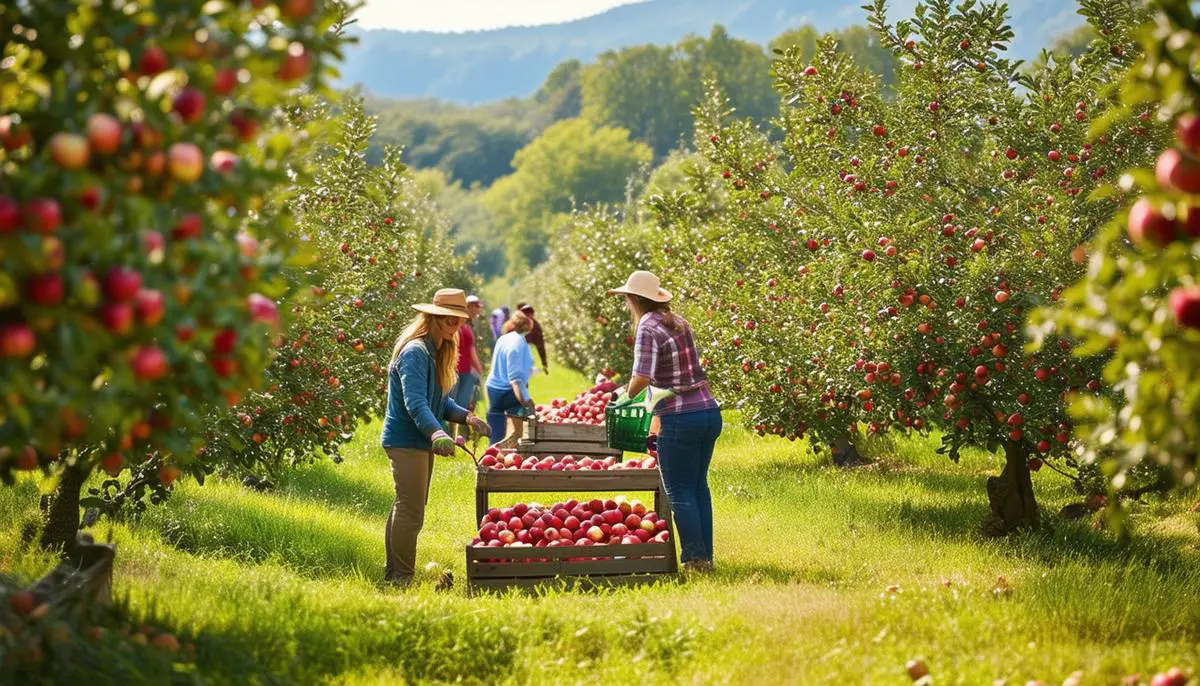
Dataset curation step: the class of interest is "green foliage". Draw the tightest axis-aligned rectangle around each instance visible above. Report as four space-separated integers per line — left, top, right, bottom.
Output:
514 209 654 377
647 0 1157 475
1036 0 1200 492
770 25 899 87
200 98 471 477
483 119 652 274
0 1 347 482
581 26 776 158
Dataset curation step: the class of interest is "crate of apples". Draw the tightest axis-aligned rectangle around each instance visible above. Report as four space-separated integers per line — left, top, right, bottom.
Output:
534 379 620 425
478 447 656 471
470 496 671 549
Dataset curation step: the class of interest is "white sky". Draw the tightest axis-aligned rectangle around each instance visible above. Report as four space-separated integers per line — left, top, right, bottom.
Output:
355 0 647 32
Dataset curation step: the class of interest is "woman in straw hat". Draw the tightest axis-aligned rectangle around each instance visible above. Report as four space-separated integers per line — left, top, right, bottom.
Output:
608 271 722 573
382 288 489 587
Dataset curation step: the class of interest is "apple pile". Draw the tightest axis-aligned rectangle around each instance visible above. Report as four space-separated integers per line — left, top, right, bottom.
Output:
534 379 620 425
479 447 657 471
471 496 671 549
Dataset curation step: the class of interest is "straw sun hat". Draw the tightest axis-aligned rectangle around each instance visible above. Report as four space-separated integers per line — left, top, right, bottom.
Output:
607 271 672 303
412 288 470 318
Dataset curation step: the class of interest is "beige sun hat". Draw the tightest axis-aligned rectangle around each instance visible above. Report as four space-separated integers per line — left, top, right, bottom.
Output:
412 288 470 318
608 270 672 303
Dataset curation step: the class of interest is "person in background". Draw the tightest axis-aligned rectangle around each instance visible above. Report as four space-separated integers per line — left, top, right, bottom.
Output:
381 288 490 588
448 295 485 437
484 311 536 445
517 302 549 375
607 271 721 574
489 305 509 339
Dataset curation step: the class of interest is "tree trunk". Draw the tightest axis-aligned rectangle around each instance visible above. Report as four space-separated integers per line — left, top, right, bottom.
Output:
830 436 868 468
39 464 88 557
982 442 1039 536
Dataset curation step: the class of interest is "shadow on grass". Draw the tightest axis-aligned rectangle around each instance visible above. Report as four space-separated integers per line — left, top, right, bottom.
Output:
152 494 377 579
277 460 395 517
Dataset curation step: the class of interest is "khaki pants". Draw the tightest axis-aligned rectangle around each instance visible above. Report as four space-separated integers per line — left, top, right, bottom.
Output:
384 447 435 580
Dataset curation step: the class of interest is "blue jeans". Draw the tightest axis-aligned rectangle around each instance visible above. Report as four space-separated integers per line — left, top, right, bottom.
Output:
657 408 722 563
485 386 524 445
451 372 479 411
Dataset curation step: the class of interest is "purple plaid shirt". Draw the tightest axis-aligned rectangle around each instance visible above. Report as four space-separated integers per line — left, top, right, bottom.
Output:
632 312 719 416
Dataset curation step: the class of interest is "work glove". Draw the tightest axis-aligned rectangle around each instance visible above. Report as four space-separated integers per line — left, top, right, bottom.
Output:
431 430 455 457
466 415 489 438
610 391 635 409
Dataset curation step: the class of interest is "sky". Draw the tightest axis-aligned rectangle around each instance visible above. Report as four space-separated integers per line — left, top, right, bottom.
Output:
355 0 647 32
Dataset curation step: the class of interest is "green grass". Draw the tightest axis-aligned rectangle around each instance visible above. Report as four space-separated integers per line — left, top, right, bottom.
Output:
2 367 1199 684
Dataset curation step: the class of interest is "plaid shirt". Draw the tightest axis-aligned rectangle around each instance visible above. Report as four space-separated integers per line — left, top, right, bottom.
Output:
632 312 719 416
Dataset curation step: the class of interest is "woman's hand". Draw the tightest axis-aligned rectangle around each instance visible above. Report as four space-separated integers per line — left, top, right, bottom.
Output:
466 415 489 438
431 430 456 456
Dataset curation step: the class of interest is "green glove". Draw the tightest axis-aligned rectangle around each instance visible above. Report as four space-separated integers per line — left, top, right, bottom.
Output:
431 430 455 456
611 392 635 409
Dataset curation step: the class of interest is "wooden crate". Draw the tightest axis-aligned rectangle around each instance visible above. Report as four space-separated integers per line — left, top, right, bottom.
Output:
525 419 608 444
466 541 675 591
517 418 621 458
469 466 677 591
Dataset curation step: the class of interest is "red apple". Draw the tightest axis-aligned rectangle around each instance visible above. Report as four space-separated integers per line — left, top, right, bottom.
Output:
1177 115 1200 154
173 213 203 240
211 150 239 174
131 345 169 380
0 195 19 233
99 302 135 334
1168 286 1200 329
1127 198 1178 246
135 289 166 326
586 525 605 542
104 267 142 302
86 113 122 155
905 659 929 680
247 293 279 326
167 142 204 183
212 68 238 96
159 465 182 487
0 323 35 358
23 198 62 234
172 88 206 124
280 0 315 19
230 108 259 142
8 591 36 616
27 274 64 305
213 328 238 355
1156 148 1200 194
101 453 125 477
277 44 311 81
48 132 90 169
139 46 169 75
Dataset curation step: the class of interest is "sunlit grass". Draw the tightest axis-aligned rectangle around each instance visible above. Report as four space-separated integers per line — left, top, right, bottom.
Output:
1 366 1197 683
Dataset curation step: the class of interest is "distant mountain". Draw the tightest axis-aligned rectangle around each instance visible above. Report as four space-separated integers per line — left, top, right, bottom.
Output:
339 0 1084 103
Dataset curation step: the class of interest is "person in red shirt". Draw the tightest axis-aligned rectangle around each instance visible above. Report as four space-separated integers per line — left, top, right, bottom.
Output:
517 302 548 374
450 295 485 436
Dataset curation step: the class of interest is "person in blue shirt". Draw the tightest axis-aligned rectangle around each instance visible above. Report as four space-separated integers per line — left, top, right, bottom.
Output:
381 288 488 587
485 310 536 445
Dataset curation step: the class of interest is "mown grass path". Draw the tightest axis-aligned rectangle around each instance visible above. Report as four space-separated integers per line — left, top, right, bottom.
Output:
2 369 1198 684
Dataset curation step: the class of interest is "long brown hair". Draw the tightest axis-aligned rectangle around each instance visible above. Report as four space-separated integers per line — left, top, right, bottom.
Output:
390 312 459 391
502 310 533 335
626 295 684 336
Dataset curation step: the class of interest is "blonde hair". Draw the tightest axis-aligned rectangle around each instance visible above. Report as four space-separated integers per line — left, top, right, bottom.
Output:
502 310 533 335
390 312 459 392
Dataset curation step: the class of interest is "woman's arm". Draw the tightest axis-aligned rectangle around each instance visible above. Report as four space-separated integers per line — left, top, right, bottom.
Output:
506 342 532 403
398 346 447 438
625 374 651 401
443 395 470 424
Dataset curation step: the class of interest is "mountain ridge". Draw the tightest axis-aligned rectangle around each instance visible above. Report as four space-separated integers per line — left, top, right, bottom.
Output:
340 0 1083 102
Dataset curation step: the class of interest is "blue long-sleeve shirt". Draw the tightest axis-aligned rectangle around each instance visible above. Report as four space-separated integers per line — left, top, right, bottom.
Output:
486 331 534 400
381 337 469 450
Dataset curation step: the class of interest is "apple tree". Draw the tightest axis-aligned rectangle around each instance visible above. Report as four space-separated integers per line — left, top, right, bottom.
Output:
1034 0 1200 496
0 0 350 550
196 97 471 478
650 0 1158 533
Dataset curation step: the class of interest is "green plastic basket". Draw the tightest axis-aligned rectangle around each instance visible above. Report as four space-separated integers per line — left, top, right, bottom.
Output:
605 390 653 453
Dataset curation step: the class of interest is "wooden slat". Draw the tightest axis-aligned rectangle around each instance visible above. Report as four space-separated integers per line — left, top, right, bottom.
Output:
517 440 621 457
470 557 673 579
467 573 672 592
528 421 608 444
475 468 664 493
465 542 672 561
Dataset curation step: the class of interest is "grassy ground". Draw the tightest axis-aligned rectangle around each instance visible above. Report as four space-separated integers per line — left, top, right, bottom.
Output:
1 367 1198 685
